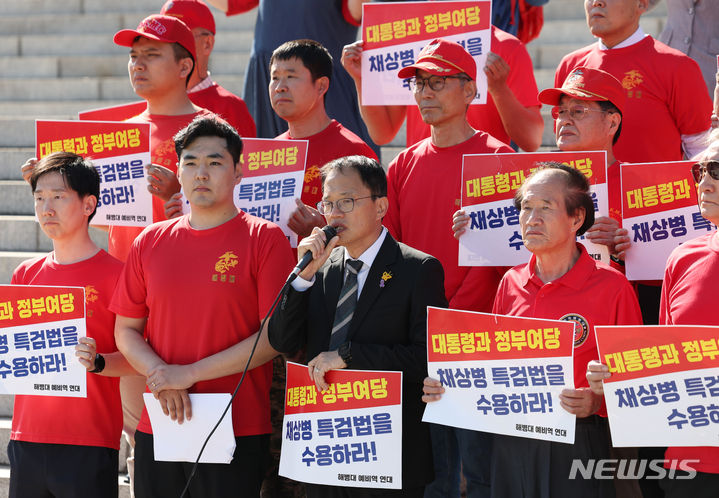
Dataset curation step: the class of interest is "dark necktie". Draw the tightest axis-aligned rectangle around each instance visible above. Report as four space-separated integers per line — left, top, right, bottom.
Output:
328 259 363 350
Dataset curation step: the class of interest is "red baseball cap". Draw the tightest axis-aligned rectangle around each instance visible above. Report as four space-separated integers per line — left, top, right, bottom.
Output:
397 38 476 80
161 0 216 35
538 67 625 114
113 14 197 62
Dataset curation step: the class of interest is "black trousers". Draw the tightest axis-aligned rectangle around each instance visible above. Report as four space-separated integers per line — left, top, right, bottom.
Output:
8 440 118 498
134 430 269 498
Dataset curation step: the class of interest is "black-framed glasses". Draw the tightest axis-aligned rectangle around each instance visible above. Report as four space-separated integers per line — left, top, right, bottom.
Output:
691 160 719 183
409 75 469 93
551 105 608 121
317 196 376 215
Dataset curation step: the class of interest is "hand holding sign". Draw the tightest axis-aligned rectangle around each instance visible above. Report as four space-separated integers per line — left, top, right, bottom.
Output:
21 157 37 184
164 192 184 220
146 164 181 202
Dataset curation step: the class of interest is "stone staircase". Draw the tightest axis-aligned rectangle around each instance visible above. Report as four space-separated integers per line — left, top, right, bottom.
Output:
0 0 668 495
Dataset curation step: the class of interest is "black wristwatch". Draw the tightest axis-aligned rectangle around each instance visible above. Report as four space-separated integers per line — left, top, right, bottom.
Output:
338 342 352 367
89 353 105 374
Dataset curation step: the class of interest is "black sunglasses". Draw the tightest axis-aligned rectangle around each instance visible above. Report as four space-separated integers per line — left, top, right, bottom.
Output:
691 160 719 183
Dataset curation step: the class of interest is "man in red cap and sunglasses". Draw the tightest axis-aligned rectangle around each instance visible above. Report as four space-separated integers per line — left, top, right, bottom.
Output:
383 38 513 498
588 131 719 498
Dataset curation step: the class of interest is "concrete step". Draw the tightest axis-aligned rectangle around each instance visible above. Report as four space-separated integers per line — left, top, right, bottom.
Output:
0 51 249 80
0 73 246 103
0 217 108 253
0 181 33 216
0 148 39 181
0 399 12 419
17 30 252 58
0 252 45 285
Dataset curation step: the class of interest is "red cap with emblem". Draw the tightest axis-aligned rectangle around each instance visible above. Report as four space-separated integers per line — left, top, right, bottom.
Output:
538 67 625 114
397 38 476 80
161 0 216 35
113 14 197 62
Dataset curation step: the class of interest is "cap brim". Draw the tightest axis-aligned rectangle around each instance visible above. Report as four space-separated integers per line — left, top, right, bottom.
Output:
113 29 164 47
397 61 462 79
538 87 606 106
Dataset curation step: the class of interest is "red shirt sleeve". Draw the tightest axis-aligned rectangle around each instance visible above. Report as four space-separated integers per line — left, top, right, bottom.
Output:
384 157 402 241
341 0 361 26
109 235 150 319
255 225 296 318
226 0 259 16
669 56 713 135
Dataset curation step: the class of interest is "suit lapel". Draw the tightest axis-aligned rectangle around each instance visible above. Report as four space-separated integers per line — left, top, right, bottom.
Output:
348 234 399 339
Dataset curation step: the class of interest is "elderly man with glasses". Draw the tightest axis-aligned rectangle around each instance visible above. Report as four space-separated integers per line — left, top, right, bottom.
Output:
588 130 719 497
382 38 513 498
269 155 448 497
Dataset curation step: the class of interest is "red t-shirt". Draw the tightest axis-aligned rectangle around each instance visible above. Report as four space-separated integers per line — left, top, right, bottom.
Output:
110 212 294 437
492 244 642 395
277 119 377 210
405 27 540 148
660 231 719 473
10 250 124 449
385 132 513 312
108 108 216 262
190 83 257 139
555 37 711 163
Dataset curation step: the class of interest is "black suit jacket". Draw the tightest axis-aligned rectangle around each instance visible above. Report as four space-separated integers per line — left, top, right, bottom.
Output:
269 232 447 487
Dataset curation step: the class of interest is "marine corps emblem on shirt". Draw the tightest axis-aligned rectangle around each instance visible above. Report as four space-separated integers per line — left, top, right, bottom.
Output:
621 70 644 99
212 251 238 283
85 285 98 317
559 313 589 348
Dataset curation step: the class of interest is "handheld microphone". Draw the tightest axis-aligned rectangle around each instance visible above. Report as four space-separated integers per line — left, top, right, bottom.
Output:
288 225 338 283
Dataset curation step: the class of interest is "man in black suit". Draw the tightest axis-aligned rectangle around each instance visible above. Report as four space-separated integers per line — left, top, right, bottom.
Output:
269 155 447 497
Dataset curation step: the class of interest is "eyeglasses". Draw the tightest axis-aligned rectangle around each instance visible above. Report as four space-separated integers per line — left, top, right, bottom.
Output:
317 196 376 215
409 75 469 93
551 105 609 121
691 160 719 183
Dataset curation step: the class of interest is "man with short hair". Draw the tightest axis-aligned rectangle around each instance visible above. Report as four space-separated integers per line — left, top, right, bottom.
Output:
269 155 447 497
111 116 294 497
270 39 379 239
427 163 642 498
555 0 712 163
384 37 513 498
9 152 135 498
160 0 256 138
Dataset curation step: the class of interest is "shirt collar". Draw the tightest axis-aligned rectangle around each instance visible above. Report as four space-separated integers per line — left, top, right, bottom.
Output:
188 73 215 94
343 227 387 271
598 26 647 50
522 244 596 290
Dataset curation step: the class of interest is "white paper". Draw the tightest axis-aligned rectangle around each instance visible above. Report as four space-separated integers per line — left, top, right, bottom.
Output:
143 392 236 464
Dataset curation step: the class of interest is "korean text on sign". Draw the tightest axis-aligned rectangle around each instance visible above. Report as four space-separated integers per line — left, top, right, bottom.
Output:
280 362 402 489
423 307 576 444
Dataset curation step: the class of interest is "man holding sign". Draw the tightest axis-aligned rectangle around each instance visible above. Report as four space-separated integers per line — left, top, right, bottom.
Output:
383 37 512 498
9 152 135 497
588 133 719 497
428 163 642 497
111 117 294 497
268 155 447 496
